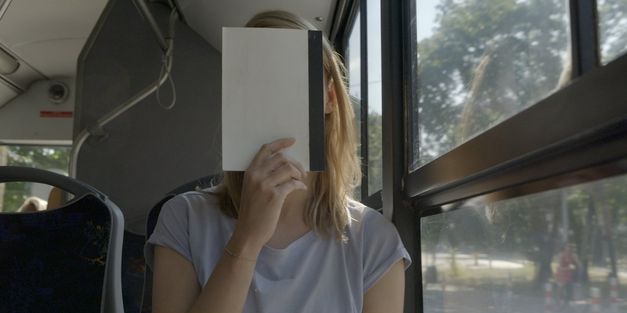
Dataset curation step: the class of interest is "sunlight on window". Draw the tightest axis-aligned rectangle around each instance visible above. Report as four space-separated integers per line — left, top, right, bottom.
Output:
598 0 627 64
367 0 383 195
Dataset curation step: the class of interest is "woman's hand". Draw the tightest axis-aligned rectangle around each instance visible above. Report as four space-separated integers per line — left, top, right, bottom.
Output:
229 138 307 257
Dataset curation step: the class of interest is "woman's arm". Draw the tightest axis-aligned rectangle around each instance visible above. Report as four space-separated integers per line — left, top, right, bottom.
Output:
152 138 307 313
152 232 262 313
363 260 406 313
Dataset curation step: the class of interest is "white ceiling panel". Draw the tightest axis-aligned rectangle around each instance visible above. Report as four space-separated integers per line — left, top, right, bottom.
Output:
11 38 86 78
0 0 108 77
176 0 337 51
0 42 45 90
0 0 106 45
0 0 107 108
0 79 18 107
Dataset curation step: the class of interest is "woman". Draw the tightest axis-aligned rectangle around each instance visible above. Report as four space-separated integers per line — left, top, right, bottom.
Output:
146 11 411 313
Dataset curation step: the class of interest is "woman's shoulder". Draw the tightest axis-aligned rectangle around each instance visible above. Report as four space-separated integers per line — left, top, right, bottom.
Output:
160 186 226 220
345 199 396 237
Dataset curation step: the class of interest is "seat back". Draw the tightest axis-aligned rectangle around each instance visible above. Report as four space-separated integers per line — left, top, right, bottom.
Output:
0 166 125 313
140 174 219 313
122 230 148 313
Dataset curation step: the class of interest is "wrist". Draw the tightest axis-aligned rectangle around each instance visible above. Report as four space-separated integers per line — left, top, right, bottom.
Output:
228 227 263 260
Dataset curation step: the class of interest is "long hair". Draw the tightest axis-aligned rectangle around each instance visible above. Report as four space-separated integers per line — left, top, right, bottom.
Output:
213 10 361 240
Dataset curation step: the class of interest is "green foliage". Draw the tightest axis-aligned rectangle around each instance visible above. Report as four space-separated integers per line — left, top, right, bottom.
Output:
0 145 70 212
415 0 627 286
367 111 382 194
414 0 570 166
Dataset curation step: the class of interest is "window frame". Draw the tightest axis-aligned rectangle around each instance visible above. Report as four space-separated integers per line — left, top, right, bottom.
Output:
339 0 384 209
379 0 626 312
405 0 627 207
336 0 627 312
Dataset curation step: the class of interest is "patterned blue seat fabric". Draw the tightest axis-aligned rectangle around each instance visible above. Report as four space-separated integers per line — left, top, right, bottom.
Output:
0 194 111 313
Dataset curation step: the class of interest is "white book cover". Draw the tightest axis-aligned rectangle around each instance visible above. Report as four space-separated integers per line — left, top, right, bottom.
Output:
222 27 324 171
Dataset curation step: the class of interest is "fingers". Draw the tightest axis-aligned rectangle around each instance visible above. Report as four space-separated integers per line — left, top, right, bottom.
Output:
263 152 307 179
266 162 304 186
275 178 307 197
250 138 295 167
287 156 306 179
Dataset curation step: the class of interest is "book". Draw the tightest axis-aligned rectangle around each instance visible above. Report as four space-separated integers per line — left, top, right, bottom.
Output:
222 27 324 171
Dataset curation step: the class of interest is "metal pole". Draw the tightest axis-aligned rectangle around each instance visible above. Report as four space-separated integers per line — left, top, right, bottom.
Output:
132 0 168 51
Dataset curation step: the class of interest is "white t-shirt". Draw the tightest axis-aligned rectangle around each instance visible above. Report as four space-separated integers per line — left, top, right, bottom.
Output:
145 190 411 313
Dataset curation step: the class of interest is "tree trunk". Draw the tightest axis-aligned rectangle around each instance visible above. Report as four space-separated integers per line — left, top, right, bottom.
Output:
535 204 559 286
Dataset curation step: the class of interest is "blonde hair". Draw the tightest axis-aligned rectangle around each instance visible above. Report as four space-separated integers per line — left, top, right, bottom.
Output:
213 10 361 239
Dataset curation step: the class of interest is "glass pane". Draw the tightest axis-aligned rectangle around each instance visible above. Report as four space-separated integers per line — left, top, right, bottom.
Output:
411 0 572 170
421 174 627 313
367 0 383 195
598 0 627 64
0 145 71 212
348 13 362 102
347 14 362 199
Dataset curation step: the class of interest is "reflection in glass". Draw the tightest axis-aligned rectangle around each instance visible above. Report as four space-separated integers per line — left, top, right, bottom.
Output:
411 0 572 169
367 0 383 195
421 174 627 313
0 145 70 212
598 0 627 64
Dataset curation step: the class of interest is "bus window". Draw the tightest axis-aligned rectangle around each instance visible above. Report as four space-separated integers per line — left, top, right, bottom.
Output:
410 0 572 169
0 145 70 212
421 173 627 313
347 11 362 143
346 2 384 203
367 0 383 196
347 11 362 200
598 0 627 64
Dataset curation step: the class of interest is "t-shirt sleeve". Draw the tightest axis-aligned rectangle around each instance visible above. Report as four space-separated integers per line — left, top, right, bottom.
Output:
144 195 192 269
362 210 412 292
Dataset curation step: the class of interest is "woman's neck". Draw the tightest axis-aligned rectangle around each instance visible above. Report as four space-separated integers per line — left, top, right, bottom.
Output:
264 173 316 249
279 172 315 224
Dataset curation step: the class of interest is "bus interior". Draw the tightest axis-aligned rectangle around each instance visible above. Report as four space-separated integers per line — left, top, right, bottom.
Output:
0 0 626 312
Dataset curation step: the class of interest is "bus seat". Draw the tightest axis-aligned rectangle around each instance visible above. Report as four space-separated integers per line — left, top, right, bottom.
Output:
122 230 148 313
0 166 125 313
141 174 219 313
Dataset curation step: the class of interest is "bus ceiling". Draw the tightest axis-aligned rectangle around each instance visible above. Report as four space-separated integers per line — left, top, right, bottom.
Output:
0 0 108 145
173 0 337 50
0 0 340 146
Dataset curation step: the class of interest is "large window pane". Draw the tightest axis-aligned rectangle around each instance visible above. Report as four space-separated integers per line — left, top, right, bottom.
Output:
421 174 627 313
348 12 362 146
411 0 572 170
347 13 362 199
0 145 70 212
367 0 383 195
598 0 627 64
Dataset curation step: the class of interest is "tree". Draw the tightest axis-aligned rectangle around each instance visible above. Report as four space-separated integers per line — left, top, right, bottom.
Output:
598 0 627 63
367 111 383 193
411 0 627 291
413 0 570 166
0 145 70 212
